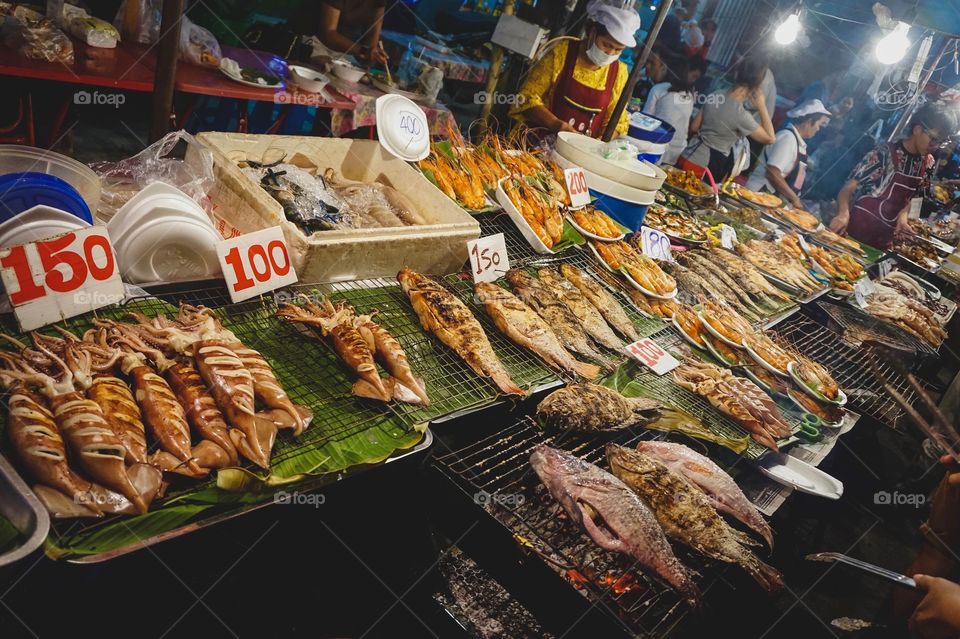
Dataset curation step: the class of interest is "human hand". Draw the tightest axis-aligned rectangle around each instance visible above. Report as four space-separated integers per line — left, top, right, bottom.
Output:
829 210 849 234
910 575 960 639
939 454 960 486
554 119 577 134
895 217 916 241
368 45 389 67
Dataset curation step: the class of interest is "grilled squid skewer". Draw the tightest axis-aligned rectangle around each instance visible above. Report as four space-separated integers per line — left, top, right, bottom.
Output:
226 344 312 435
164 362 239 465
87 376 148 465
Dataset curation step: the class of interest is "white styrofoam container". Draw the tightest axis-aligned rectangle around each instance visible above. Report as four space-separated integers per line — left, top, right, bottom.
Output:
194 133 480 282
554 132 666 192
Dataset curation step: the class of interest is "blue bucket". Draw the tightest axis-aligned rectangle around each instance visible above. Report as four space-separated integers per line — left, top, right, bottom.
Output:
627 113 675 145
589 188 651 232
0 172 93 224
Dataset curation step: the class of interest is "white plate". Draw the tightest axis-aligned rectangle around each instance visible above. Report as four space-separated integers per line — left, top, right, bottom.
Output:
697 311 744 349
288 64 330 93
671 316 706 350
701 334 739 367
741 337 793 378
496 177 553 255
787 361 847 406
786 389 845 428
584 241 677 300
753 453 843 499
564 213 625 242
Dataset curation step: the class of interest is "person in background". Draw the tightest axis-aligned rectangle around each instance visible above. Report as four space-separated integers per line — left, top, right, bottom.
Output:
828 101 956 249
631 45 668 102
696 18 717 60
805 96 854 156
656 4 685 52
511 0 640 137
677 55 775 182
316 0 389 65
642 56 702 165
746 99 831 208
681 19 704 57
911 576 960 639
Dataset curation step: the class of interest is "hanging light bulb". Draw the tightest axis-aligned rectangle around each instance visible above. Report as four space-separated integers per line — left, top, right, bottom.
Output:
774 13 801 45
876 21 911 65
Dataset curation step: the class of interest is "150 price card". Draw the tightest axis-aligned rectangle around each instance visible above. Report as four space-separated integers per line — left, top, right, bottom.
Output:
0 227 125 331
467 233 509 283
216 226 298 303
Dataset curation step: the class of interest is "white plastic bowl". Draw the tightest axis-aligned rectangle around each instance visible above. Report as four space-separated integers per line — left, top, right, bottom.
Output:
331 60 366 83
114 216 221 283
288 65 330 94
108 182 213 243
552 151 657 205
555 132 666 191
0 205 90 248
0 145 101 215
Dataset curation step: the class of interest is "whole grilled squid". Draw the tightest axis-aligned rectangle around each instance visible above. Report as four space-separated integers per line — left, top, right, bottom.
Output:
87 376 148 465
164 362 239 466
226 343 312 436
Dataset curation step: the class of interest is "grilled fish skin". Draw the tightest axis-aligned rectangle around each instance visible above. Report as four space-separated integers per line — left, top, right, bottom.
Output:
398 269 523 395
700 248 790 305
505 269 610 367
537 268 625 350
675 254 757 320
636 441 773 549
607 444 784 592
530 445 700 606
536 383 662 432
559 264 639 341
660 262 720 306
476 283 601 380
681 252 764 317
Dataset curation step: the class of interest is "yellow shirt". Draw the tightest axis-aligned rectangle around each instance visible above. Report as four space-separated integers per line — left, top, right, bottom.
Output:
511 39 629 138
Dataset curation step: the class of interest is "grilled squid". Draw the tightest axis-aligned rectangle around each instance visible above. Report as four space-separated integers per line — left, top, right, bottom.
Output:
194 340 276 470
355 316 429 405
164 362 239 465
87 376 148 464
226 343 312 436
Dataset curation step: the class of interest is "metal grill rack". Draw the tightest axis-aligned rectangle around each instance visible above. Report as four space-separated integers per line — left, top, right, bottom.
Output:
769 312 929 428
816 298 937 356
433 415 715 639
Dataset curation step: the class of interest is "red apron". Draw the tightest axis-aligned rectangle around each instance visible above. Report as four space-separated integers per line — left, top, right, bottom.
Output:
550 42 618 138
846 142 928 249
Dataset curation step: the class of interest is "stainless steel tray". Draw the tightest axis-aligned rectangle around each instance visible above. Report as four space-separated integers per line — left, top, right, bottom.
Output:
0 452 50 566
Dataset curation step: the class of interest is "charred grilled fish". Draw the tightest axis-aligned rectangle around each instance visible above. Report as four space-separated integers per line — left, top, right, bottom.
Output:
530 445 700 606
536 383 661 431
537 268 624 350
607 444 783 592
636 441 773 549
559 264 638 341
399 269 523 395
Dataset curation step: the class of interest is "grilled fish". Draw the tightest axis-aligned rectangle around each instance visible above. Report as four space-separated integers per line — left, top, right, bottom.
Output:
476 283 601 380
701 248 791 305
398 269 523 395
506 269 610 366
684 251 766 315
660 262 719 306
559 264 638 341
537 268 624 350
530 445 700 606
591 266 657 316
677 253 760 320
636 441 773 549
536 383 661 431
607 444 783 592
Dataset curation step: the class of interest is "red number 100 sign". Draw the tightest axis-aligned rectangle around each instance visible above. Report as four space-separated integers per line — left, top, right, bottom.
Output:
216 226 298 303
625 338 679 375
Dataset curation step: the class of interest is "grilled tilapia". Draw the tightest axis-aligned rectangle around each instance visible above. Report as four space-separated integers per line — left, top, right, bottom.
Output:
530 445 700 606
607 444 784 592
700 247 791 305
676 254 757 320
506 269 610 366
681 252 764 318
537 268 624 350
636 441 773 549
475 283 601 380
559 264 638 341
536 383 661 431
398 269 523 395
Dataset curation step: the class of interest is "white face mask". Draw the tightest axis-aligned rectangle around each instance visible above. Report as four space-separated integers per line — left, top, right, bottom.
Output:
586 37 619 66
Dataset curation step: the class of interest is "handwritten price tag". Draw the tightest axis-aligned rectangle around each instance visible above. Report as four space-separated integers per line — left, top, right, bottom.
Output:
719 224 737 249
624 338 680 375
878 258 896 278
853 277 876 308
467 233 509 283
639 226 673 262
563 166 591 209
216 226 298 303
0 227 125 331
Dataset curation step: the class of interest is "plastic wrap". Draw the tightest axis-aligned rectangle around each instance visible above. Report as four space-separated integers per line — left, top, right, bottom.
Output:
89 130 215 223
1 15 73 63
599 138 639 161
64 4 118 48
114 0 219 65
241 162 354 233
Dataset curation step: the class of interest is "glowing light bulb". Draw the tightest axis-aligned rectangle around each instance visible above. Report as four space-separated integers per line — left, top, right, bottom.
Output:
876 21 911 65
774 13 801 45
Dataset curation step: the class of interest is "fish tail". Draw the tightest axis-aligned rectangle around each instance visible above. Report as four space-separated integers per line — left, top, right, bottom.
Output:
490 367 525 395
572 360 602 380
743 556 785 593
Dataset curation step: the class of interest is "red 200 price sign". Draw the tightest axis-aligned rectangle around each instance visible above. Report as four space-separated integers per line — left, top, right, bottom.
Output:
216 226 298 303
563 167 591 209
0 227 125 331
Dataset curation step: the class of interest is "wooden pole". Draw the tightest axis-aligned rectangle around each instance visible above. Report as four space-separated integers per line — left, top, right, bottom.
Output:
600 0 674 142
478 0 517 138
149 0 186 142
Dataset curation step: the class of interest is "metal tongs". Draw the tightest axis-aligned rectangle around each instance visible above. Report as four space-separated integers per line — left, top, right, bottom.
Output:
805 552 918 590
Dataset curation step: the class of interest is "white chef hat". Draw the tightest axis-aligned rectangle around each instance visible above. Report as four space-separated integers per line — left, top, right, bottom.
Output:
586 0 642 48
787 99 832 119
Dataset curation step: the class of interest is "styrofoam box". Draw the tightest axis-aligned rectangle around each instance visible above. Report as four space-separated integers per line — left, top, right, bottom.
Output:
193 133 480 283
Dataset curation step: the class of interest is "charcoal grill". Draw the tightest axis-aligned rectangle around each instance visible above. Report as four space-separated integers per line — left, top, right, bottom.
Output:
432 415 731 639
815 298 938 356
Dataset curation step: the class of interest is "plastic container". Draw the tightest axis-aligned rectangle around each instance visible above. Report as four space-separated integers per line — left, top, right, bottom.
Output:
626 138 668 165
0 205 89 249
288 65 330 94
0 172 92 224
107 182 213 242
0 145 100 215
627 112 675 145
589 188 654 232
113 217 221 284
554 132 662 191
330 60 366 83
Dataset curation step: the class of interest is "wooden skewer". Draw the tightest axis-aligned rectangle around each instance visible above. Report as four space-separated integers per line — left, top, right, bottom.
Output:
378 42 393 85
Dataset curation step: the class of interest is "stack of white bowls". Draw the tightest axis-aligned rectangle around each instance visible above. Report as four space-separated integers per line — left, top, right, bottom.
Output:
106 182 222 284
0 204 90 248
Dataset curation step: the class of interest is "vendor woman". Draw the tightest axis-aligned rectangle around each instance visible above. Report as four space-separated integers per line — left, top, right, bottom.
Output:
315 0 389 65
510 0 640 138
745 99 831 209
829 102 956 248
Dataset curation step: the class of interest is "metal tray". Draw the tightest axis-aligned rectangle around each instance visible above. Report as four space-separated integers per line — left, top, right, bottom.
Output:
0 452 50 566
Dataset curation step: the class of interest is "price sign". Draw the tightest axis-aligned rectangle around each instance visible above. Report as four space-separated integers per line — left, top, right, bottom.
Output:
563 167 591 209
797 234 811 253
878 258 896 278
467 233 509 283
908 197 923 220
853 277 876 308
624 338 680 375
719 224 737 249
216 226 298 303
639 226 673 262
0 227 125 331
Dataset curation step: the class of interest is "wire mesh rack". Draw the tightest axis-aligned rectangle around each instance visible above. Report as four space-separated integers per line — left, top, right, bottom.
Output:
768 312 931 428
815 298 938 356
432 414 723 639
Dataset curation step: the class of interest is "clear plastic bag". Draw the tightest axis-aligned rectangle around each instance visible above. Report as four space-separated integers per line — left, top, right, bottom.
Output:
1 15 73 63
89 130 216 223
114 0 219 65
599 137 639 161
64 4 119 48
241 162 354 233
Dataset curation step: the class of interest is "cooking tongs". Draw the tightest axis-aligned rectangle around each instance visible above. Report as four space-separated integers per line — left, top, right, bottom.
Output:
805 552 918 590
